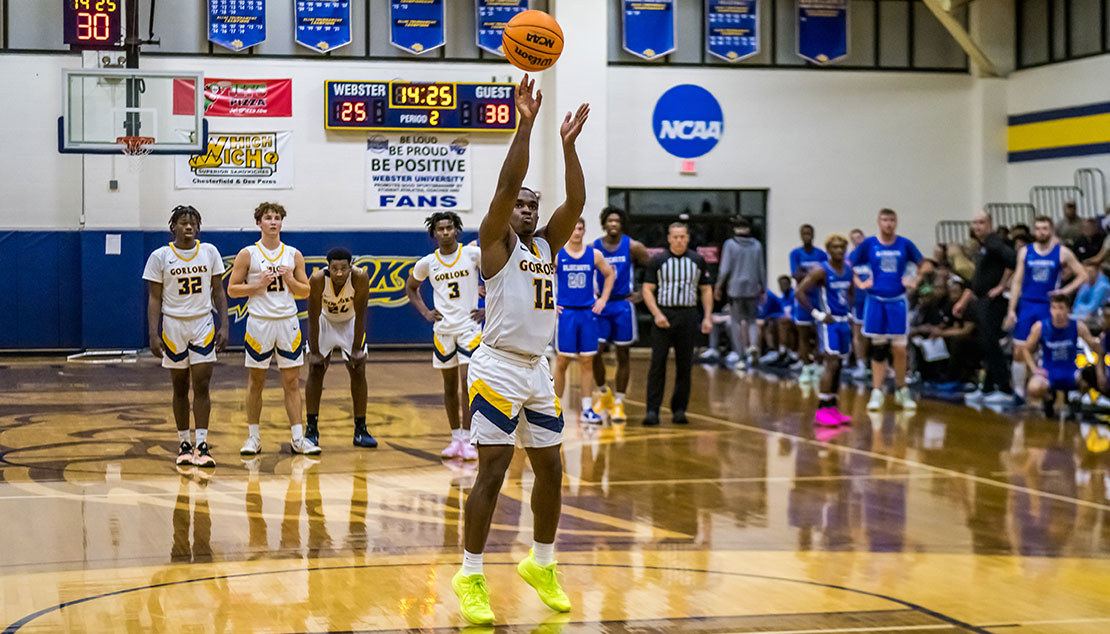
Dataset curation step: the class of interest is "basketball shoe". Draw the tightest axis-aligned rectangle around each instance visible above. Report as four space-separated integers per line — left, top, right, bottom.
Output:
192 442 215 468
176 441 194 466
452 571 495 625
518 550 571 612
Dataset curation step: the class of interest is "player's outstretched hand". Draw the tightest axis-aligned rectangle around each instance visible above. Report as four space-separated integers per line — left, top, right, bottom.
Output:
214 328 228 353
516 74 542 121
149 334 163 359
560 103 590 146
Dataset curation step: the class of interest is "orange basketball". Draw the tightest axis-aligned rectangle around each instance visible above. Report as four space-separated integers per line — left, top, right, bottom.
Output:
502 10 564 72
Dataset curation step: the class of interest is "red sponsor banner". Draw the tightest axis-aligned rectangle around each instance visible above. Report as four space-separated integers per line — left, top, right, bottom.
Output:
173 78 292 117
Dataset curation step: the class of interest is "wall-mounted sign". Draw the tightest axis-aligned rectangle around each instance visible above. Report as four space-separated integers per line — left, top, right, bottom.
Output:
652 85 723 159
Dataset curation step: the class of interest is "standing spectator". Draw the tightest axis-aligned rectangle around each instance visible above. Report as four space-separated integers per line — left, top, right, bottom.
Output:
715 217 765 370
1072 262 1110 329
642 222 713 426
1057 201 1084 249
953 211 1017 404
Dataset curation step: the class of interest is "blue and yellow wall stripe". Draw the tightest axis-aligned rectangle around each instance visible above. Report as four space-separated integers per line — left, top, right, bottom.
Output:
1008 102 1110 163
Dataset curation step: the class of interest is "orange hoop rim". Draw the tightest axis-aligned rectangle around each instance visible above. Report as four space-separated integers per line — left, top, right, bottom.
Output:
116 136 155 155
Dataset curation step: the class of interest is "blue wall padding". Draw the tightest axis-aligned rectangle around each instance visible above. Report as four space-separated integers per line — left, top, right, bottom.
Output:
0 231 83 349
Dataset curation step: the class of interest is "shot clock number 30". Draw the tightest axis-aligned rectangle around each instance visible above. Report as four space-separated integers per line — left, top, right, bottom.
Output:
63 0 123 49
325 81 517 133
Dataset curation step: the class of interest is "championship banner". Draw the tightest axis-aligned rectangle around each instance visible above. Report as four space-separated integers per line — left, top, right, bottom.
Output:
706 0 757 62
295 1 351 53
366 136 471 211
172 78 292 118
476 0 529 55
622 0 676 60
208 0 266 51
390 0 446 55
175 131 293 189
797 0 848 65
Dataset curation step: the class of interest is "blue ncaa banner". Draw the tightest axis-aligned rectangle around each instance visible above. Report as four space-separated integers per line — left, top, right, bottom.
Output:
295 0 352 53
390 0 446 55
623 0 676 60
705 0 757 62
797 0 848 65
209 0 266 51
476 0 529 56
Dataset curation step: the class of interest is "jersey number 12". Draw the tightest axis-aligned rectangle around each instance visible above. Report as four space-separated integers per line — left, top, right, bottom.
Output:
533 278 554 310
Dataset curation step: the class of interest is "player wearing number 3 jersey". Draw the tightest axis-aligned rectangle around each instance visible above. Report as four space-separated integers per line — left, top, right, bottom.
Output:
407 211 484 461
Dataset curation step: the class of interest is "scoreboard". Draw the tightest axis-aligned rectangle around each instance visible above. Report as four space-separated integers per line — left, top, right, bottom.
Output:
63 0 123 49
325 81 517 132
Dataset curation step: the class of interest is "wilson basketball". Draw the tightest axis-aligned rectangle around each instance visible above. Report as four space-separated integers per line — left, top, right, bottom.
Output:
502 10 564 72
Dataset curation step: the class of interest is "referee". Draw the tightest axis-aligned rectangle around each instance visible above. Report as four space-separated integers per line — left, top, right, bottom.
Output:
642 222 713 425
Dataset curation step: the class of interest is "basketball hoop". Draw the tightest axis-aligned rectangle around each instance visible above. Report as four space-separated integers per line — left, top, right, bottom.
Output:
117 135 155 172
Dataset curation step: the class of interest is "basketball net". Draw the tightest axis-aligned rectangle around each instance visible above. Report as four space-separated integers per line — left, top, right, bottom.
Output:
117 136 155 173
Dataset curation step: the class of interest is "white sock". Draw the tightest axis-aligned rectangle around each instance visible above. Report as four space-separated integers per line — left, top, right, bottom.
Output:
532 540 555 566
1012 361 1027 397
248 424 260 439
615 392 624 404
581 397 591 411
195 429 208 444
462 550 484 576
177 429 191 443
291 424 304 441
857 359 866 370
451 428 464 441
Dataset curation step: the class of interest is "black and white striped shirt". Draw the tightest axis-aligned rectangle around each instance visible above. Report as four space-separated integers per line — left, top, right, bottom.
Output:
645 249 711 307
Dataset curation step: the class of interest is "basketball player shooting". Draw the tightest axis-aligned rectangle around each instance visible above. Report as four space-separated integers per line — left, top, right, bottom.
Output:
451 74 588 625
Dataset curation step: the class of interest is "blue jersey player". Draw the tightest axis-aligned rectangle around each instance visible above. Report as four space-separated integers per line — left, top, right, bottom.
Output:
1005 216 1086 399
848 228 871 380
797 236 854 427
790 224 828 384
849 208 929 411
591 206 652 422
554 218 615 423
1021 295 1104 419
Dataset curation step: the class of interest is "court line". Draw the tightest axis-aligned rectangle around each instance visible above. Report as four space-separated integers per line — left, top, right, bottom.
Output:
714 626 957 634
980 616 1110 628
0 561 990 634
625 398 1110 513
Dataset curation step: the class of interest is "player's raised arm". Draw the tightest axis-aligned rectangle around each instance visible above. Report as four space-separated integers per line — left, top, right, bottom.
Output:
539 103 590 254
480 75 542 275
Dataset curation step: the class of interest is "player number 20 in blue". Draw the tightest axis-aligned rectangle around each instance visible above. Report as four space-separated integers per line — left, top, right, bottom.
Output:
533 278 554 310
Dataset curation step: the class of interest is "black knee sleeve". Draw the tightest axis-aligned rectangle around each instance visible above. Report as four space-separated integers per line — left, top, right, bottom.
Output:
870 343 892 364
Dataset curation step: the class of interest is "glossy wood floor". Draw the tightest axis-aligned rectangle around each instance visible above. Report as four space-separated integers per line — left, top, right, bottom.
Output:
2 352 1110 633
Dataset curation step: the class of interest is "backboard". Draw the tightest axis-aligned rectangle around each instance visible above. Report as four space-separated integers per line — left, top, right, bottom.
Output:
59 68 207 154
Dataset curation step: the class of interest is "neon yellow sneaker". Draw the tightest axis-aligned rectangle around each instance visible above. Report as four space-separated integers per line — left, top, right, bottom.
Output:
598 387 616 414
611 401 627 422
452 570 495 625
517 550 571 612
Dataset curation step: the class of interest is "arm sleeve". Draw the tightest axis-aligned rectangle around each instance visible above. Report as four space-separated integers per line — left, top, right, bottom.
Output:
411 255 430 281
141 251 162 283
643 255 661 285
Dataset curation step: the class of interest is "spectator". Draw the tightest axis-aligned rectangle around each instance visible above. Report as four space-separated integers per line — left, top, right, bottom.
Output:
1073 218 1104 263
1057 201 1084 248
1012 223 1031 243
912 282 976 387
715 216 765 369
996 225 1011 245
760 275 797 365
1072 262 1110 330
953 211 1016 404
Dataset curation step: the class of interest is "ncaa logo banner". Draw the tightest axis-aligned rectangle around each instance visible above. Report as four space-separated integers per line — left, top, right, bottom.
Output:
476 0 529 55
208 0 266 51
175 131 293 189
366 136 472 212
390 0 446 55
295 0 352 53
652 85 724 159
622 0 676 60
705 0 758 63
797 0 849 65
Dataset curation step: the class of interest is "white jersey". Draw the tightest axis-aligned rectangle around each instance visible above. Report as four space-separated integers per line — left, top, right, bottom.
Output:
142 242 226 319
245 241 299 319
321 274 355 324
412 245 482 335
484 236 556 357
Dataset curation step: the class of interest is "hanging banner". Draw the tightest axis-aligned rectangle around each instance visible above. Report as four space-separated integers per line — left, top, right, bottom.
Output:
172 78 292 118
622 1 676 60
176 131 294 189
797 0 848 65
295 1 351 53
208 0 266 51
390 0 446 55
366 136 472 211
476 0 529 55
705 0 757 62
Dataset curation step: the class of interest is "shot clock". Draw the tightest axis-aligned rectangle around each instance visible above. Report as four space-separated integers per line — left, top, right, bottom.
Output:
325 81 516 132
63 0 124 49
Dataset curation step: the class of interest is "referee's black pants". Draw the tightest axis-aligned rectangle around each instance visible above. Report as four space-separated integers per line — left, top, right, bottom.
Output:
647 306 698 415
971 295 1011 394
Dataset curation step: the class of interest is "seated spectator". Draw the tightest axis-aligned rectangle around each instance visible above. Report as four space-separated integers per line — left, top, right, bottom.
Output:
1012 223 1031 244
911 281 976 388
1073 262 1110 330
758 275 796 366
1074 217 1105 263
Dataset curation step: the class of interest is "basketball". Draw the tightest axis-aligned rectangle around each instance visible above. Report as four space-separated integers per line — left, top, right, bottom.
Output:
502 10 564 72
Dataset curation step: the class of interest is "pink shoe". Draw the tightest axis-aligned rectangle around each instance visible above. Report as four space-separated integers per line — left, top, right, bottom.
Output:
815 425 848 443
832 407 852 423
460 442 478 461
441 438 463 459
815 407 841 427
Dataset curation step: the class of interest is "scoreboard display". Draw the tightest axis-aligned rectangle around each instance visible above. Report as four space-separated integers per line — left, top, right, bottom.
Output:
63 0 124 49
325 81 517 132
